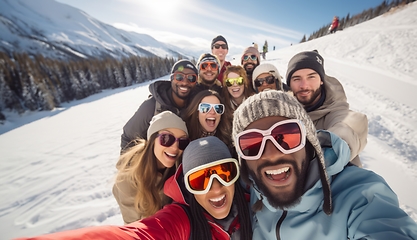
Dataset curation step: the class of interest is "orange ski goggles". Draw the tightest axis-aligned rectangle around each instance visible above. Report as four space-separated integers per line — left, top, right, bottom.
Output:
184 158 239 194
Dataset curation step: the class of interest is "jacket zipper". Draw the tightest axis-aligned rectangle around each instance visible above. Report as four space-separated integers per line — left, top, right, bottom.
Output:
276 210 287 240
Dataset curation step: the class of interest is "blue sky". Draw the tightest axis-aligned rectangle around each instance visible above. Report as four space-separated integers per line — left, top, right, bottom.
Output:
55 0 385 56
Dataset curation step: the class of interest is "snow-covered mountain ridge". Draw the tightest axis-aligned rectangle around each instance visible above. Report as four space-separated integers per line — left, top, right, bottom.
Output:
0 0 194 60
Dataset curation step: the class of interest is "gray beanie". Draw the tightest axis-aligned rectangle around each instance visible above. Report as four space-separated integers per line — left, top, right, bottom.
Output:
182 136 232 175
286 51 325 87
147 111 188 140
232 90 332 215
252 63 283 92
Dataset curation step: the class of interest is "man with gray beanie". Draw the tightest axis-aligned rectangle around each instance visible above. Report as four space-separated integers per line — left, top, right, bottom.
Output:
232 90 417 239
121 59 198 152
286 50 367 167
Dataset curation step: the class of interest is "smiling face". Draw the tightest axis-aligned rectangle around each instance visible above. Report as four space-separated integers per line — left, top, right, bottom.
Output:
194 179 235 219
242 54 258 75
242 116 309 209
289 68 323 107
171 68 196 100
255 73 277 92
211 40 228 63
226 72 244 101
153 128 188 169
198 96 222 133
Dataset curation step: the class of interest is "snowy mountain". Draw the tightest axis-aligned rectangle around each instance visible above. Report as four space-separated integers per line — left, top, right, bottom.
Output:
0 0 194 60
1 2 417 240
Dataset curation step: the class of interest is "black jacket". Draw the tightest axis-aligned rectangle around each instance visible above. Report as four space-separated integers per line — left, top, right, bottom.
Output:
120 81 182 151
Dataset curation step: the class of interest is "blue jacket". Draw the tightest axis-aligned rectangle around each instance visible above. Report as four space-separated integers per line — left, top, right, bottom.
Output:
249 130 417 239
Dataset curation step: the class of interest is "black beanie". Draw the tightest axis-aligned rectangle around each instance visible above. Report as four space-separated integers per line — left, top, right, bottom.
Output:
286 51 325 87
171 59 198 77
211 35 228 49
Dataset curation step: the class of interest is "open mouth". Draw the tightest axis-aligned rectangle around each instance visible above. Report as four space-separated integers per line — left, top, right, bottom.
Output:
209 194 226 208
206 117 216 127
265 167 290 181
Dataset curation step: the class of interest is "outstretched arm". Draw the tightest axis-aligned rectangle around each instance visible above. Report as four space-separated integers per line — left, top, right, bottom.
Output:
15 204 191 240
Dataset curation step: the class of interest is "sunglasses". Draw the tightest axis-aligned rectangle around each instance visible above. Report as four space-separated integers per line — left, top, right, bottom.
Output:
213 44 228 49
225 77 244 87
243 54 257 61
235 119 306 160
198 103 224 115
157 133 190 150
171 72 197 83
254 75 276 87
200 61 219 71
184 158 240 194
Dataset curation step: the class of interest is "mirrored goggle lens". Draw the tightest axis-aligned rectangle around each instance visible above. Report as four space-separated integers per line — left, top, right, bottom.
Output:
198 103 224 114
238 122 302 158
243 54 257 61
200 62 218 71
254 75 275 87
158 133 190 150
225 77 244 87
187 161 238 191
173 73 197 83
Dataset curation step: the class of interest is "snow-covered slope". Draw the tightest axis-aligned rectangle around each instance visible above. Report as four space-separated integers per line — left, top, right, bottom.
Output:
0 0 193 60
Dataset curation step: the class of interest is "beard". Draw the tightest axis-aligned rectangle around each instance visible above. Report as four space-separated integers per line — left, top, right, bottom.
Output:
243 63 255 74
202 79 216 85
295 87 321 107
172 84 190 100
246 158 308 209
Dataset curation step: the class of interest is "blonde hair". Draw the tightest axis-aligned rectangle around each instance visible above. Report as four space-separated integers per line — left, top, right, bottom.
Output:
115 135 176 218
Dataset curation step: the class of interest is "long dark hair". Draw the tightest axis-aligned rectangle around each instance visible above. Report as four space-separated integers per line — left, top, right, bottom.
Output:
188 182 252 240
181 89 232 148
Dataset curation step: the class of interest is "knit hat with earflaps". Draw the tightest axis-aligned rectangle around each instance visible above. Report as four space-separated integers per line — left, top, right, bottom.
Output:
231 90 332 215
182 136 233 176
147 111 188 140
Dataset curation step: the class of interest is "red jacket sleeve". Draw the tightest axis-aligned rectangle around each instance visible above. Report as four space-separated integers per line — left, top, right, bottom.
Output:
124 203 191 239
15 204 191 240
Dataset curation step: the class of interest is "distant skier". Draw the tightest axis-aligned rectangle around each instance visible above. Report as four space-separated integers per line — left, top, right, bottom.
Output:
262 40 268 60
329 16 339 34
